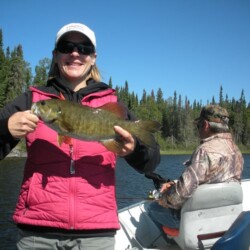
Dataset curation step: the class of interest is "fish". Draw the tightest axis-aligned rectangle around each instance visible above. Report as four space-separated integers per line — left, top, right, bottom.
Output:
31 99 161 153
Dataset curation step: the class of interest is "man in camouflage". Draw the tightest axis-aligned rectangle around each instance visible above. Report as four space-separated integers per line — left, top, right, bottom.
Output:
148 104 244 231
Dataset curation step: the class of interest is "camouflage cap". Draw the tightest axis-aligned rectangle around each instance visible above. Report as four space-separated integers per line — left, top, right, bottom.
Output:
195 105 229 123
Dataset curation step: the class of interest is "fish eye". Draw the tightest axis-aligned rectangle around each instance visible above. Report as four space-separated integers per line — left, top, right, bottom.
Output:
41 101 46 106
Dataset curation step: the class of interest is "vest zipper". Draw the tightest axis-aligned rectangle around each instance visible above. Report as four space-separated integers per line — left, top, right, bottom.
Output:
69 143 75 229
69 144 75 175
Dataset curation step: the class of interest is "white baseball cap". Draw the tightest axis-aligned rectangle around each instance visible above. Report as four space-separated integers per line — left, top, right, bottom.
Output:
55 23 96 48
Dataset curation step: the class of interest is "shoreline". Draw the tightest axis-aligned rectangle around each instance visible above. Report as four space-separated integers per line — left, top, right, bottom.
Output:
7 150 250 158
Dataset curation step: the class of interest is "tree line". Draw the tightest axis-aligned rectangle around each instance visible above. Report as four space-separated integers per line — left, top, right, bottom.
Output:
1 29 250 151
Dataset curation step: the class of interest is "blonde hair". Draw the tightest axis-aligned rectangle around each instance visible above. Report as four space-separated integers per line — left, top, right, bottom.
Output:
48 52 101 82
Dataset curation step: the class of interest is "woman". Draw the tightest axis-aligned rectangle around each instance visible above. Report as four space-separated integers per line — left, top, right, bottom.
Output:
0 23 160 250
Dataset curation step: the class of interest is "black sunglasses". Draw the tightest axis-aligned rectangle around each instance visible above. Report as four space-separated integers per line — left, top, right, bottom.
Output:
56 41 95 55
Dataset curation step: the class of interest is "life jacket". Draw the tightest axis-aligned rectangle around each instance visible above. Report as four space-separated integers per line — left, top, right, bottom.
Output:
13 87 120 230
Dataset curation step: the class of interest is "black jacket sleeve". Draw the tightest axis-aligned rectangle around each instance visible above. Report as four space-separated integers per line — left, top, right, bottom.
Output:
0 92 32 160
124 139 160 173
123 107 161 174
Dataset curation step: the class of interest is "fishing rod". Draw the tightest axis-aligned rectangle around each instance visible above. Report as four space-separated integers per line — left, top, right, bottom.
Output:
117 197 147 200
144 172 170 200
117 172 170 201
144 172 170 190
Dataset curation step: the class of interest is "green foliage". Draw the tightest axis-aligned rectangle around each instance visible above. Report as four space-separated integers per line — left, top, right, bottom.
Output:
33 58 51 86
116 80 250 150
4 45 30 104
1 28 250 151
0 29 8 108
0 34 31 107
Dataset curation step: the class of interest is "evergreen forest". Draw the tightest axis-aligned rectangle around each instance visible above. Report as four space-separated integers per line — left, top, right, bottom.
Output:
1 29 250 153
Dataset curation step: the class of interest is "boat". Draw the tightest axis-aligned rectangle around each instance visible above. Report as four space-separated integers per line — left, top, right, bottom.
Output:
114 174 250 250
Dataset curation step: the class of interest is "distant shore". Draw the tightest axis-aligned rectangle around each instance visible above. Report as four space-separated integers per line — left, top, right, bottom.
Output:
7 149 250 158
160 149 250 155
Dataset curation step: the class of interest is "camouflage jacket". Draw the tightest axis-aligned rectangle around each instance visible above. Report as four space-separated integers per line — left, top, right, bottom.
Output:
161 133 244 209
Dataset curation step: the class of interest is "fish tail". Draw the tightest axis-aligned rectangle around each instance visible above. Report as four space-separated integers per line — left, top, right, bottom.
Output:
57 134 73 146
130 120 161 147
132 129 156 147
137 120 162 133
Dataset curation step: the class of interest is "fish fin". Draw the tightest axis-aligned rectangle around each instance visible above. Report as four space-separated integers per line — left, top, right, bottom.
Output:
99 102 127 119
58 134 65 146
101 138 124 153
57 134 72 146
59 92 66 100
63 136 73 145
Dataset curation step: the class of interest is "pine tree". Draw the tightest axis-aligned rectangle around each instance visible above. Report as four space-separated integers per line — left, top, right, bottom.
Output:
32 58 51 86
108 77 113 88
5 45 28 103
219 85 224 106
0 29 7 107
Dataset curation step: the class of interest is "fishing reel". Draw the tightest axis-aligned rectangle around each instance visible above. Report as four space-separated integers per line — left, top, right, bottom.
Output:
147 189 163 200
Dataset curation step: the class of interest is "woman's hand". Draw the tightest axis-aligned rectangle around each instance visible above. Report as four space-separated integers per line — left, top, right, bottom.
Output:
8 111 39 138
114 125 136 157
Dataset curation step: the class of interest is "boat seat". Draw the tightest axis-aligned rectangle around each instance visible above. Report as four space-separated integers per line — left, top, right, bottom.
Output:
210 211 250 250
173 182 243 250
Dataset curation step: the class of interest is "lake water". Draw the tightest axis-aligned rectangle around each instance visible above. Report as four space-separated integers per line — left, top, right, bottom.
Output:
0 154 250 249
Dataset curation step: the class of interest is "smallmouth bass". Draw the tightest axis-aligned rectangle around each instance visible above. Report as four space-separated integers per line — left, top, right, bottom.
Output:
31 99 161 153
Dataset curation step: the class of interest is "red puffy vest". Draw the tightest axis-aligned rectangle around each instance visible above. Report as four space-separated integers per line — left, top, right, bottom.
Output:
13 87 120 230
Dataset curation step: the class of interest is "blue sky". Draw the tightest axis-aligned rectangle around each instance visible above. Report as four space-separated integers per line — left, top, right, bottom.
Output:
1 0 250 105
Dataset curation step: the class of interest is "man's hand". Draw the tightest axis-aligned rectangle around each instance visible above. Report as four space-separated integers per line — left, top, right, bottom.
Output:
160 182 175 192
158 181 175 207
8 111 39 138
